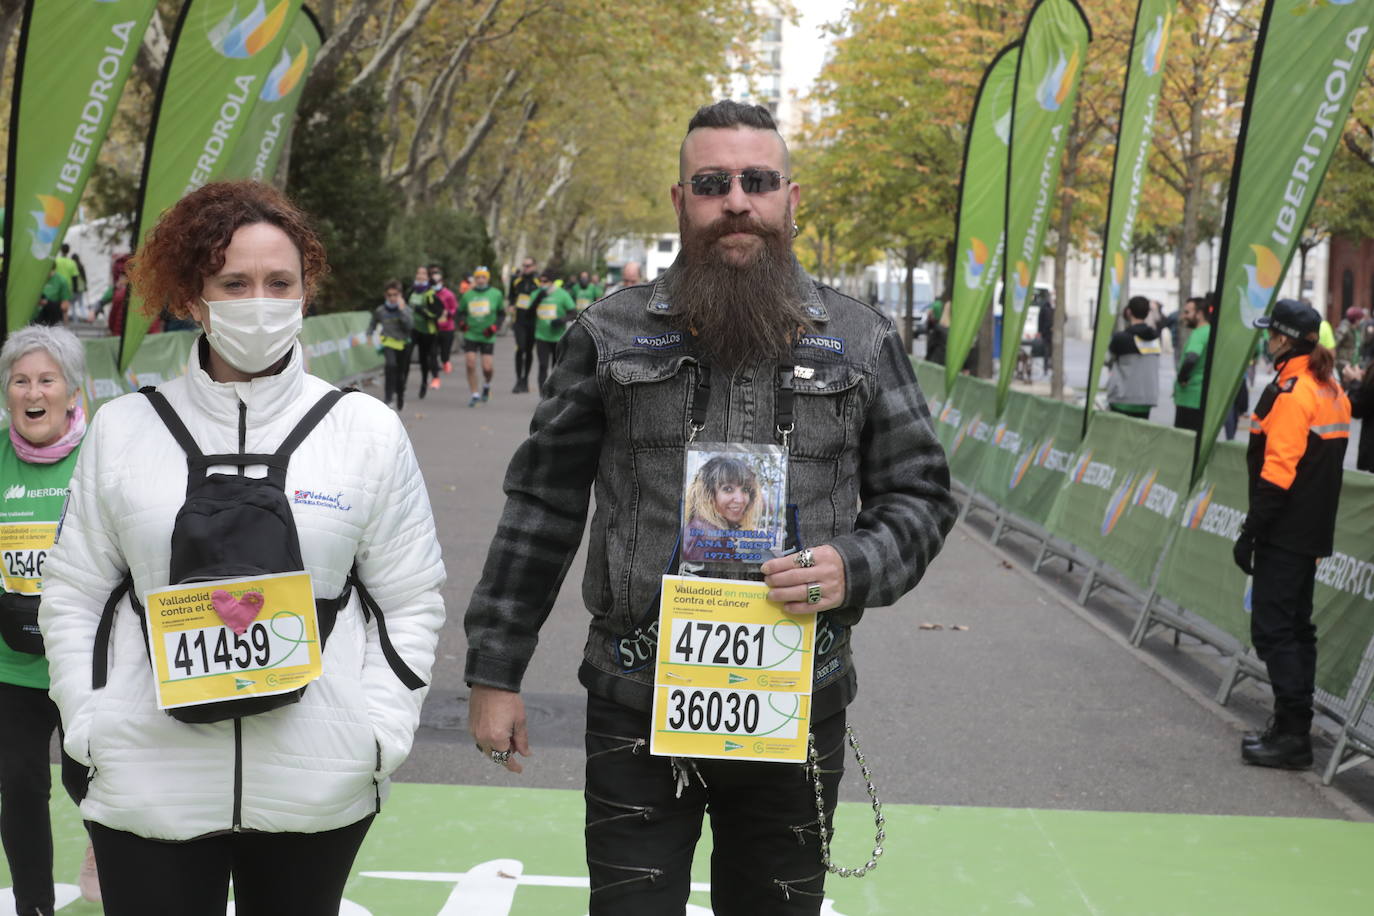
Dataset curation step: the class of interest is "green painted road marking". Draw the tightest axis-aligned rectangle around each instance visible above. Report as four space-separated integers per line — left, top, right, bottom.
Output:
6 776 1374 913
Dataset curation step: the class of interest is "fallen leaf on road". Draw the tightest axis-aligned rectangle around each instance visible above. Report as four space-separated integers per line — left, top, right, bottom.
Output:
952 625 970 631
999 560 1013 569
919 622 943 630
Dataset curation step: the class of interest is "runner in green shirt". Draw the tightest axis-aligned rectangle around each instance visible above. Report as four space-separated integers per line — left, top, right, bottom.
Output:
1173 296 1211 432
37 267 71 326
570 270 603 315
533 271 575 388
458 266 505 406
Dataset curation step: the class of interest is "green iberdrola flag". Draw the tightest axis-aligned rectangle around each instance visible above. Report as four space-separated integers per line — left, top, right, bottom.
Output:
2 0 157 335
121 0 305 369
222 6 324 182
1082 0 1175 431
1196 0 1373 477
998 0 1092 413
944 42 1020 396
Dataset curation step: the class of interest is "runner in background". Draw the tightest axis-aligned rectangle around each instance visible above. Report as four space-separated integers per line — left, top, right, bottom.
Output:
531 270 575 390
436 276 459 376
408 266 442 399
427 265 459 391
371 279 415 410
458 267 504 407
0 326 101 913
508 258 540 393
570 270 603 315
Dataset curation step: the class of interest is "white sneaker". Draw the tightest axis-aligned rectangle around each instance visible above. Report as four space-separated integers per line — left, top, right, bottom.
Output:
78 841 101 903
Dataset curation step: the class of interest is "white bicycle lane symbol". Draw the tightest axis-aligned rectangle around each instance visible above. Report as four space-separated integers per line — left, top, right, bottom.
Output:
361 858 853 915
3 860 853 914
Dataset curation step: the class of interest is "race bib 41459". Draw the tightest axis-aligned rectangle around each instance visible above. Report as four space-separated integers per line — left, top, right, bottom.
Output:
143 572 321 711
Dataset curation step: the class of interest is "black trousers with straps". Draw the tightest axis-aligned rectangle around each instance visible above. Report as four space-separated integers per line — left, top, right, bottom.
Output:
584 693 845 915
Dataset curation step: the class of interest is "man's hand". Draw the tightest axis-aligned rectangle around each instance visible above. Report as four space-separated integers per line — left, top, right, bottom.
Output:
1232 533 1255 576
468 684 531 773
1342 364 1363 385
761 545 846 614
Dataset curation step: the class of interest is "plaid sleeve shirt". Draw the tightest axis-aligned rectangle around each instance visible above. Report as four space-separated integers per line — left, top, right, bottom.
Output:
464 275 955 697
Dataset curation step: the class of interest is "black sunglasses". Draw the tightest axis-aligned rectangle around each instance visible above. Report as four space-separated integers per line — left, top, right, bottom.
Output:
681 168 787 197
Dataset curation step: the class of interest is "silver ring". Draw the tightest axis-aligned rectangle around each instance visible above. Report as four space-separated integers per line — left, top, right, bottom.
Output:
489 749 512 765
806 583 822 605
793 549 815 569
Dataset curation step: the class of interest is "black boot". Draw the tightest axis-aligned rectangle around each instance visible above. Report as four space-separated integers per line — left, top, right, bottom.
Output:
1241 731 1312 769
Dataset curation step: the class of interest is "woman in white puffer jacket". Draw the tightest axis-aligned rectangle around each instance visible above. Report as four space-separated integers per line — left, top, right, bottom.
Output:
39 181 446 916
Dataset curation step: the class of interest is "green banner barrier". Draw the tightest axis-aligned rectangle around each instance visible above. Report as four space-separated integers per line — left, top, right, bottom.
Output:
998 0 1091 414
301 310 382 382
913 358 945 407
976 390 1082 528
1083 0 1175 427
1197 2 1374 476
1156 442 1253 645
1310 472 1374 700
7 314 379 433
121 0 305 369
80 337 125 414
1045 411 1192 590
945 42 1019 394
1160 448 1374 702
941 376 999 488
221 6 322 182
2 0 158 334
124 329 197 390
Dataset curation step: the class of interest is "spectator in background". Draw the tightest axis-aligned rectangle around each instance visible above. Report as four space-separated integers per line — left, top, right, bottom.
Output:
925 300 948 366
1333 307 1365 373
1342 361 1374 473
1173 296 1210 432
604 261 643 296
1105 296 1160 420
1034 288 1054 375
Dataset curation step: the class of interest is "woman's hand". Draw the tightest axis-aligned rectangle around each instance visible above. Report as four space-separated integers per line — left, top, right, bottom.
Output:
761 545 846 614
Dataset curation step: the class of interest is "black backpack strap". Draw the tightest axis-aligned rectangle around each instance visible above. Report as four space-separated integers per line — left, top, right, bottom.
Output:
92 573 133 690
275 389 350 460
139 388 205 462
349 565 426 690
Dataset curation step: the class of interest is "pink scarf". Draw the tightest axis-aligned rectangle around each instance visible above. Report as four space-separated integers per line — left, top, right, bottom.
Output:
11 402 86 464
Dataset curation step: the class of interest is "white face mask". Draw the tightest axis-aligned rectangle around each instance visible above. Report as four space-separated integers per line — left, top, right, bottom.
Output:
200 296 303 373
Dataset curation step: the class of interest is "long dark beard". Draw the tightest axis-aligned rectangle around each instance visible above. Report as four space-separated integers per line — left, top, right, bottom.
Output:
667 209 812 370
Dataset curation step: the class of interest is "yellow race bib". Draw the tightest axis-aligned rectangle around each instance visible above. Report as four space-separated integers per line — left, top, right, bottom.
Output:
650 576 814 763
537 302 559 321
143 572 322 711
0 522 57 595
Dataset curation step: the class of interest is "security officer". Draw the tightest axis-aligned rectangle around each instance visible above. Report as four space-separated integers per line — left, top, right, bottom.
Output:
1233 299 1351 769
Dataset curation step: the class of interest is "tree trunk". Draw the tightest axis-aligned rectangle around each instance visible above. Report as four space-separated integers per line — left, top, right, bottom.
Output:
903 247 915 355
1176 48 1206 305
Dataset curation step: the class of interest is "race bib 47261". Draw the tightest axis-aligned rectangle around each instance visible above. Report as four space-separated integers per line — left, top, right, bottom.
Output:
651 575 814 763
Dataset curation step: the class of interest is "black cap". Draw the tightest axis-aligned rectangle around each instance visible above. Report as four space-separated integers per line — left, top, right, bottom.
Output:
1255 299 1321 339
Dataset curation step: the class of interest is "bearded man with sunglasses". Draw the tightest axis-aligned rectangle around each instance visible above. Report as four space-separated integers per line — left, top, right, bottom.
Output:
464 100 955 915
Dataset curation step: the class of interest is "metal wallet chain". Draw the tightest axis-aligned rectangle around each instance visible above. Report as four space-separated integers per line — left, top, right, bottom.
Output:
807 725 885 878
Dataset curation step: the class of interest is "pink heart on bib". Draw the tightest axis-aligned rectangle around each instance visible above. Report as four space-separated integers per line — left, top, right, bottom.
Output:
210 590 265 635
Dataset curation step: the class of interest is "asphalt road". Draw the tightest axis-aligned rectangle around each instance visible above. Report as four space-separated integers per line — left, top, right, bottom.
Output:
384 357 1373 822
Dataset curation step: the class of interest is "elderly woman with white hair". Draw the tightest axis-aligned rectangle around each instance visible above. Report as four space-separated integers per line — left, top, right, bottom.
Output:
0 324 96 916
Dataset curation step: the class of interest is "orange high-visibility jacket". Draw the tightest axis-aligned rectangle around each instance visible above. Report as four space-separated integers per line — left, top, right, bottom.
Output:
1246 353 1350 557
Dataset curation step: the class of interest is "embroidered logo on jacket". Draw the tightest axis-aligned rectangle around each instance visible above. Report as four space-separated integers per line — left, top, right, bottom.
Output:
633 331 684 350
797 334 844 354
292 489 352 511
